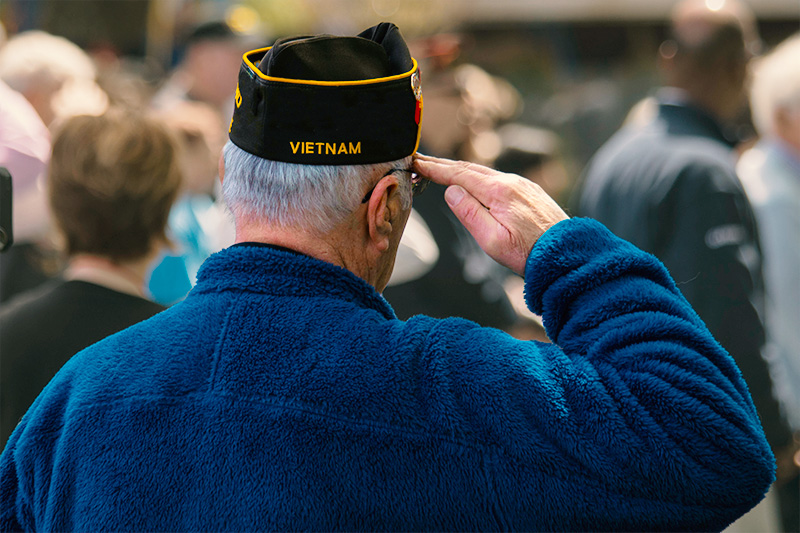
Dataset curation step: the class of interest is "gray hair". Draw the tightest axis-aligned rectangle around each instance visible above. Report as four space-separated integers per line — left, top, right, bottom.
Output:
222 141 412 233
0 31 96 92
750 34 800 137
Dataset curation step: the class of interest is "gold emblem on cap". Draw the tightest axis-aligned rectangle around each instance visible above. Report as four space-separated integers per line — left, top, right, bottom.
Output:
411 72 421 101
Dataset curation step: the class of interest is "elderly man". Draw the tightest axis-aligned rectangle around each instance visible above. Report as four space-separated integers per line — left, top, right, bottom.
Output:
0 23 774 531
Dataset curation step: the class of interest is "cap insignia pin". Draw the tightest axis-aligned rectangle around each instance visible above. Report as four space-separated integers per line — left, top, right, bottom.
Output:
411 72 422 101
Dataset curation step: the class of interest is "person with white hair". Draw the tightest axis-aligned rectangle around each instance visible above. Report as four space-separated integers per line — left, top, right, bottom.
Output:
0 30 106 128
0 30 108 302
737 33 800 532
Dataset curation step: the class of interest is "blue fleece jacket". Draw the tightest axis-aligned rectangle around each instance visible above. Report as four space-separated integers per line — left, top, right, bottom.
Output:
0 218 775 531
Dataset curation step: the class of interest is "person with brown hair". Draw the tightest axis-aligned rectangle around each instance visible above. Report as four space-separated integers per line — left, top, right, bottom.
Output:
0 109 181 447
0 30 109 304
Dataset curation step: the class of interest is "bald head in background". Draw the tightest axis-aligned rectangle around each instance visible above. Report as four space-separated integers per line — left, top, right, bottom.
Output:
659 0 760 121
670 0 759 51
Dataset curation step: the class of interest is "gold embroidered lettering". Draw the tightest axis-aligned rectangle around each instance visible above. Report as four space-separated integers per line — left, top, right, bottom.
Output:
288 141 363 156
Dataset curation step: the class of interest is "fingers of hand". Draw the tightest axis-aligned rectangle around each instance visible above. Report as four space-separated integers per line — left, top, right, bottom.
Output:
415 154 563 234
415 153 496 175
414 154 570 274
444 185 497 239
413 155 500 194
416 154 565 229
444 183 528 275
415 156 530 220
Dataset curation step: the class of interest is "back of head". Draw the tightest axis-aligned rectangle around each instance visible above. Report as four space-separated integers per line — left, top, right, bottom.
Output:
0 30 108 125
181 19 263 59
749 34 800 138
669 0 760 57
186 21 239 46
0 30 96 93
179 20 253 109
48 110 182 261
161 101 225 196
672 9 747 63
223 22 421 233
659 0 758 117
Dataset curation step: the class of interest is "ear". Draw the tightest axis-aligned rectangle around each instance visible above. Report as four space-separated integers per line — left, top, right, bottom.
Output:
217 151 225 186
365 174 402 253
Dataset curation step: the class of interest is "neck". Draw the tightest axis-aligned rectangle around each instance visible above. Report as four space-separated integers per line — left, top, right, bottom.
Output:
64 254 150 298
663 76 741 123
234 217 384 289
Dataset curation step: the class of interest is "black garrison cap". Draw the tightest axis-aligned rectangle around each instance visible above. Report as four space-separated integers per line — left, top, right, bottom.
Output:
228 22 423 165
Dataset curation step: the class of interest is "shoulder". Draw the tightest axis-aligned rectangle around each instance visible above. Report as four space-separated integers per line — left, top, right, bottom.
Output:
0 279 64 328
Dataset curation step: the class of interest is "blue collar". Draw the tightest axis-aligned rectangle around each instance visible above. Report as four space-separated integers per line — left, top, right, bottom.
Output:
655 95 739 149
193 244 397 320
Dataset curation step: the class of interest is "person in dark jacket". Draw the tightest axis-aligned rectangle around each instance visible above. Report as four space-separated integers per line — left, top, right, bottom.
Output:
576 1 795 528
0 109 181 447
1 22 775 532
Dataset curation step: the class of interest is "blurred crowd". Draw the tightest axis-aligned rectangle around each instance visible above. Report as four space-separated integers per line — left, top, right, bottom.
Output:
0 1 798 530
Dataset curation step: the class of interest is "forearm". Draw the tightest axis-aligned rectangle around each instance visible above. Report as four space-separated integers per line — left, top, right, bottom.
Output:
522 218 774 501
413 154 775 520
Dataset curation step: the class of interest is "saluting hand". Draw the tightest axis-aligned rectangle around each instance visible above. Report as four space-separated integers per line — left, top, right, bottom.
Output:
413 153 569 276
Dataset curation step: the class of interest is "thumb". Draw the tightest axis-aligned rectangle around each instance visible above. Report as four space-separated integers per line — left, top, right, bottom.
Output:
444 185 500 247
444 184 468 208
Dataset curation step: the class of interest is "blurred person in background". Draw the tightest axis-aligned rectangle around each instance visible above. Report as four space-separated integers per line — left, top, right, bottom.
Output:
576 1 795 529
491 122 571 341
0 30 107 129
493 123 570 207
0 29 108 303
0 78 52 303
146 100 234 305
0 109 181 447
0 24 777 530
152 20 253 127
383 33 521 332
737 33 800 533
146 21 255 305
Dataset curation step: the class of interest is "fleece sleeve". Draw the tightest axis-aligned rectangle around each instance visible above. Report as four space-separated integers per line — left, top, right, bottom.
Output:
0 444 25 532
652 163 790 451
426 217 776 531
